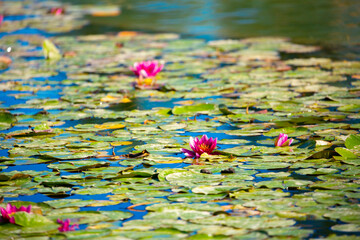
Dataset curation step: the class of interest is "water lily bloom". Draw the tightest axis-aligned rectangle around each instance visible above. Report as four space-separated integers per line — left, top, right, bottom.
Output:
181 135 217 159
130 60 164 86
0 15 3 26
57 219 79 232
0 203 32 224
49 7 65 15
274 133 293 147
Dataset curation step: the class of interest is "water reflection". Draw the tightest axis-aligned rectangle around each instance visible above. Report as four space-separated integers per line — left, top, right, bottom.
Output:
64 0 360 47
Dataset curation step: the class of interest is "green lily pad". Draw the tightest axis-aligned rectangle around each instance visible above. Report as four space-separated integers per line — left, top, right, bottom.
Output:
172 104 215 115
12 212 54 227
345 135 360 149
335 147 357 159
63 229 112 239
0 111 17 130
331 224 360 232
41 151 97 160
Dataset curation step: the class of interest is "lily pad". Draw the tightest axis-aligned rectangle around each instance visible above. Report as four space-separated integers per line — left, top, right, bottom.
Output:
172 104 215 115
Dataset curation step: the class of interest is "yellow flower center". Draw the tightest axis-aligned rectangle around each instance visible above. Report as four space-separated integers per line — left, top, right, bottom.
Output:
144 78 153 86
200 143 210 152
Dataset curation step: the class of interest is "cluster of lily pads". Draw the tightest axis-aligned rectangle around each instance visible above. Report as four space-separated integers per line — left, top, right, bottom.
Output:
1 1 360 239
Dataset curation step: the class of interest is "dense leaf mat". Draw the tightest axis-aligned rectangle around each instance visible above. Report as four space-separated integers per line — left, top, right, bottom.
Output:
0 1 360 239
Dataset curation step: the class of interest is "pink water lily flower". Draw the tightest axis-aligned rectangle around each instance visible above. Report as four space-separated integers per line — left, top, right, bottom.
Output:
0 15 3 26
181 135 218 159
130 61 163 78
49 7 65 15
130 60 164 86
274 133 293 147
57 219 79 232
0 203 32 224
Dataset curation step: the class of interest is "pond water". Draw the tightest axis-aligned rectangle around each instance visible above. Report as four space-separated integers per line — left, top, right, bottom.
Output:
67 0 360 60
0 1 360 239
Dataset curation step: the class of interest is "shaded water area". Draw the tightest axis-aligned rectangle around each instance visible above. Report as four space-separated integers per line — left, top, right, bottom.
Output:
67 0 360 60
0 0 360 239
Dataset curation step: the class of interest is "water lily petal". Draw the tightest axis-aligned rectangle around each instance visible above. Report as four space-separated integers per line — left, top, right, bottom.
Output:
19 206 27 212
181 148 196 158
200 135 208 144
189 137 197 151
274 135 280 146
58 218 78 232
280 135 288 146
140 69 148 78
210 137 217 151
275 133 293 147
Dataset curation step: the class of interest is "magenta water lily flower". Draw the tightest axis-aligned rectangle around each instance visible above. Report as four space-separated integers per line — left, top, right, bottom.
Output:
49 7 65 15
181 135 218 159
0 203 32 224
130 60 163 78
0 15 3 26
130 60 164 86
57 219 79 232
274 133 293 147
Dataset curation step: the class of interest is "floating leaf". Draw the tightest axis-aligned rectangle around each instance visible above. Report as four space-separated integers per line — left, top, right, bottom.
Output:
335 147 357 159
331 224 360 232
345 135 360 149
0 111 16 130
94 122 125 130
172 104 215 115
63 229 112 239
12 212 54 227
43 39 61 60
